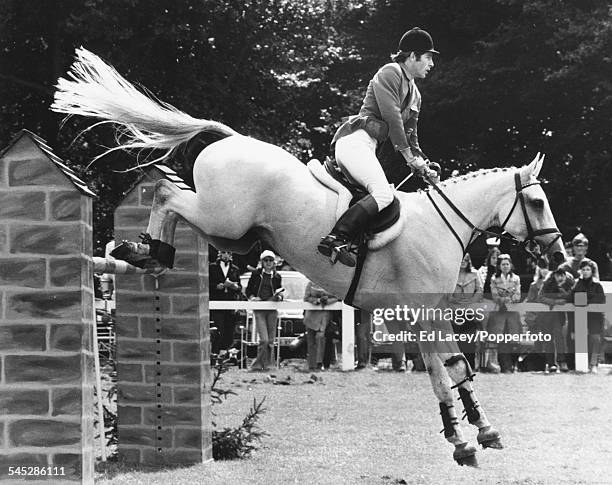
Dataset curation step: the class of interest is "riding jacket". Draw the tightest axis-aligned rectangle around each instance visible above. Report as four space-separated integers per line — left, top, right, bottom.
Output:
331 62 426 159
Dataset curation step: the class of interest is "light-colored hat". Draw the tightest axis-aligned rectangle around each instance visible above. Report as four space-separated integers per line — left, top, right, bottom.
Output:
260 250 276 260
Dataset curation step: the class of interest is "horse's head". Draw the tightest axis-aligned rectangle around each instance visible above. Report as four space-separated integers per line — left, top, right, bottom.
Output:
496 153 566 262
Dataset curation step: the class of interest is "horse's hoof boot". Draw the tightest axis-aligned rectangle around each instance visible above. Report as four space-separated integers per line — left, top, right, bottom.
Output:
453 443 478 467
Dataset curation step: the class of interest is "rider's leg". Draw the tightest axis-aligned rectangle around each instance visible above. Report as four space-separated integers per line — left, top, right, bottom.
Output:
317 129 393 266
317 195 378 266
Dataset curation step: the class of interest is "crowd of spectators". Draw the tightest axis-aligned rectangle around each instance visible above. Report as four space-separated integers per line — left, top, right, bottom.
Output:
208 232 609 374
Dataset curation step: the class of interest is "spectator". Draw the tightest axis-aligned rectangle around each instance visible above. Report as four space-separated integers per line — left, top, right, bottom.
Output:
303 281 339 371
488 254 522 373
478 246 501 372
537 266 574 372
601 245 612 281
564 241 574 258
478 247 501 297
246 250 283 371
559 233 600 280
355 310 371 370
560 233 599 369
572 260 606 373
209 250 242 355
449 253 484 368
523 257 550 370
323 317 342 370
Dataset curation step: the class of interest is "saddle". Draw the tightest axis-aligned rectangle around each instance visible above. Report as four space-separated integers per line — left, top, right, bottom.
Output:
323 157 400 235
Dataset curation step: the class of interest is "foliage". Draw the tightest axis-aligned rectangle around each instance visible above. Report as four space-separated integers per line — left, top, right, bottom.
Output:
1 0 610 258
211 363 268 460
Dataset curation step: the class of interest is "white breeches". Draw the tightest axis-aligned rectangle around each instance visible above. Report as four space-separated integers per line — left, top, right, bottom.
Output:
334 129 393 212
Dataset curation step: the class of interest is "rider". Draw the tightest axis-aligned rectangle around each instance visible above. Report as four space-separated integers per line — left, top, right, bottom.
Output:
318 27 440 267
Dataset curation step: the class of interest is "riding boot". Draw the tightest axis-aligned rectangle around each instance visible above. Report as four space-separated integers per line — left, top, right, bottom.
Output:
317 194 379 267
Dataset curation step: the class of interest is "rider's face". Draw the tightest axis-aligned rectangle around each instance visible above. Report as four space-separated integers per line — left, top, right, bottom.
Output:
406 52 434 79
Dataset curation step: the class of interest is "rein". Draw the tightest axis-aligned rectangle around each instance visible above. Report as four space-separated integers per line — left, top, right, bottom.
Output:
426 172 562 256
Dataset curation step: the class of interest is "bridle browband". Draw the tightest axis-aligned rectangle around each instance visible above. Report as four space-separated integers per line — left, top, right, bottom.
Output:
425 172 562 256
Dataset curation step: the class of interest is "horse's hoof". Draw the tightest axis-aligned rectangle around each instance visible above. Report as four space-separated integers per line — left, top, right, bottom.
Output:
477 427 503 449
455 454 478 467
110 241 153 269
481 438 503 450
110 241 135 260
453 443 478 467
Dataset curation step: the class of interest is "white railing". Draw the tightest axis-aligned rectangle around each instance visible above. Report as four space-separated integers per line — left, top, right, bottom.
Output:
504 294 611 372
211 289 612 372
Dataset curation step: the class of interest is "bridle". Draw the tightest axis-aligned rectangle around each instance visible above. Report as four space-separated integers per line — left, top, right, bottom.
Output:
425 172 562 256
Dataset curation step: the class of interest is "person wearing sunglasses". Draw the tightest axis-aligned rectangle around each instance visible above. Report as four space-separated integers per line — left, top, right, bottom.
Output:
246 250 283 371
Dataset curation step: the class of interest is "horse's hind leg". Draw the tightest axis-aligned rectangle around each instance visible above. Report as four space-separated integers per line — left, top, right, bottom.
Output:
422 352 479 467
113 179 205 268
443 353 503 450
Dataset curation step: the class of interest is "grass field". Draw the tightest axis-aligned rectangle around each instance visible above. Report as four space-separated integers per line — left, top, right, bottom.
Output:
97 366 612 485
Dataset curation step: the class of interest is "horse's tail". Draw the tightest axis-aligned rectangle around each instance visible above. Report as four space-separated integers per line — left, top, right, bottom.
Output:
51 47 239 166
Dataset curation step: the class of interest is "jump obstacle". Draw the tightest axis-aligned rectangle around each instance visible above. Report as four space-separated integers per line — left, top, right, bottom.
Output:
0 130 212 484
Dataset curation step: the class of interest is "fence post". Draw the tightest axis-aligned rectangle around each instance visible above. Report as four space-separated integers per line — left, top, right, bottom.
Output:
114 166 212 466
573 292 589 372
341 303 355 370
0 130 96 483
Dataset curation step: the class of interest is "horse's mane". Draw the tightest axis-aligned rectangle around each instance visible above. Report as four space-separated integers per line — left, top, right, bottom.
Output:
425 166 521 192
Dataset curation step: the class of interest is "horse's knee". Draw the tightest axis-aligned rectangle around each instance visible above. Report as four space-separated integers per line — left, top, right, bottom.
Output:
444 354 475 386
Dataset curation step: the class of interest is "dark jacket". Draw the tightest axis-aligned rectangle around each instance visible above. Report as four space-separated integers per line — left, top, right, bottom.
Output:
209 261 242 301
537 273 574 307
246 268 282 301
572 278 606 334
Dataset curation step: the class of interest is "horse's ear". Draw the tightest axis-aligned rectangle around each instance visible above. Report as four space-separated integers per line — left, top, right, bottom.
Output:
529 152 545 178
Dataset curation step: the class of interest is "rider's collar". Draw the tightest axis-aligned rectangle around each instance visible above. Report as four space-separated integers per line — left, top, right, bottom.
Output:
398 62 414 82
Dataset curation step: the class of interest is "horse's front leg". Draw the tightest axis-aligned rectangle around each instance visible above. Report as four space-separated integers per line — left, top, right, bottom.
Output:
421 351 479 467
443 352 503 450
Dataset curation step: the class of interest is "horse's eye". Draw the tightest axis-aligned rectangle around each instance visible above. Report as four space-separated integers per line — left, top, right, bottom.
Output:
531 199 544 209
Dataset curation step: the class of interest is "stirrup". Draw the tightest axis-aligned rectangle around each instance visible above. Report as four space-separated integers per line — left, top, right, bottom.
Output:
317 236 356 267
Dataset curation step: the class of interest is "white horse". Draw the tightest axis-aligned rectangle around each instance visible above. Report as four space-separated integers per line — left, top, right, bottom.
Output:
52 48 566 466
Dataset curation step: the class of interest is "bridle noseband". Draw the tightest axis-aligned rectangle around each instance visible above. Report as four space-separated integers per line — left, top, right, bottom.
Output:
426 172 562 256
